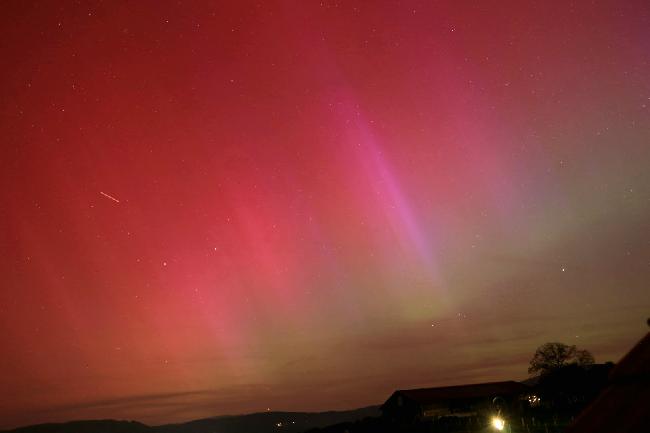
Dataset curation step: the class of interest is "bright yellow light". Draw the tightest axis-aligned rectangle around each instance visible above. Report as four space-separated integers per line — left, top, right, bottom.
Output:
492 417 505 431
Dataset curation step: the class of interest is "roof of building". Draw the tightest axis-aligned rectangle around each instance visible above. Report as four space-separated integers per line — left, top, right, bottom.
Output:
565 331 650 433
384 381 529 407
608 332 650 380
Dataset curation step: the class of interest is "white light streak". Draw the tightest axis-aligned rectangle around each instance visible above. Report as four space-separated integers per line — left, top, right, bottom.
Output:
100 191 120 203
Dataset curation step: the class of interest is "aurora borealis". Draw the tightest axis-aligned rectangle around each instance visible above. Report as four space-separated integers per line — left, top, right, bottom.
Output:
1 0 649 428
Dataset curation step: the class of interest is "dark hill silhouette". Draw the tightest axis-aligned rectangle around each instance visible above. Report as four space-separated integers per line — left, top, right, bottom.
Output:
1 407 380 433
1 420 152 433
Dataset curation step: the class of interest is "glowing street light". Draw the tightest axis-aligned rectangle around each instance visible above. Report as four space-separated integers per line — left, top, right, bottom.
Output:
491 416 505 431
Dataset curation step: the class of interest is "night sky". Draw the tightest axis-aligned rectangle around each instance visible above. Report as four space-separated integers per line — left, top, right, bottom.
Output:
1 0 649 429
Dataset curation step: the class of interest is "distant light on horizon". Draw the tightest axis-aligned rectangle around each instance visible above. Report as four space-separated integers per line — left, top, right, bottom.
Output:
492 417 505 431
1 0 649 428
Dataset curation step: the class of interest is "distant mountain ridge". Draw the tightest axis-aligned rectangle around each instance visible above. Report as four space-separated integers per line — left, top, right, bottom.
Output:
1 407 381 433
0 420 152 433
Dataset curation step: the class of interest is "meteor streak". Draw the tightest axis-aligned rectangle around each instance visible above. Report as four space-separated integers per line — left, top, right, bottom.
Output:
99 191 120 203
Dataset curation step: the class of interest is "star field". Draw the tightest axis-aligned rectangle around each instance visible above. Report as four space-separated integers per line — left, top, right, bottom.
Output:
1 0 649 428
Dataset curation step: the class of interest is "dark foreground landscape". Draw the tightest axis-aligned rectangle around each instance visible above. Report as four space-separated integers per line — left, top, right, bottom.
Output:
4 331 648 433
2 1 649 432
0 407 380 433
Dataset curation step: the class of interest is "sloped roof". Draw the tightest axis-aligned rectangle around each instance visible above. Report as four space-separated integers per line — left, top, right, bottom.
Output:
388 381 529 405
608 332 650 380
565 332 650 433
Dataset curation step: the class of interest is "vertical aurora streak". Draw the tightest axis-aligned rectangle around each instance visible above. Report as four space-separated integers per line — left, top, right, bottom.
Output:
0 0 649 428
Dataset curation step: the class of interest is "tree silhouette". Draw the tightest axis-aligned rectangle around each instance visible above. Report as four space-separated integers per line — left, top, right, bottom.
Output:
528 342 594 375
